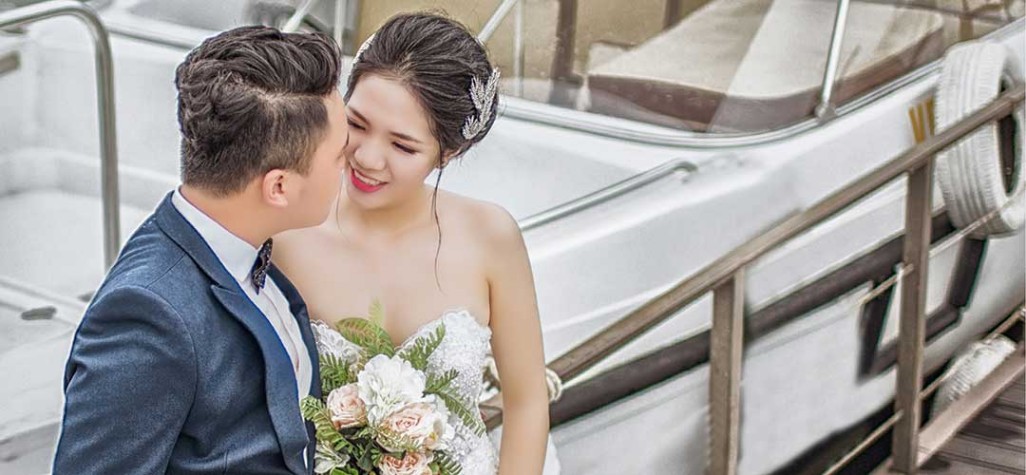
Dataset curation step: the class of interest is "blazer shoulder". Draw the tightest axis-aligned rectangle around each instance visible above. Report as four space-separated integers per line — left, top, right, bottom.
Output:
97 218 198 301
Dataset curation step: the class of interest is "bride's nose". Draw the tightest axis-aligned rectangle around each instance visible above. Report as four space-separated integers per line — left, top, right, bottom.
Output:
351 140 385 172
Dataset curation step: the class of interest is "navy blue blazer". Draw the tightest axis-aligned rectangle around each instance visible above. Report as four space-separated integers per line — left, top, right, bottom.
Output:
53 193 321 475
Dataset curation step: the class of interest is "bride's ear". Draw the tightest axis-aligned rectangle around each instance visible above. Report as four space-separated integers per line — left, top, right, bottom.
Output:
439 150 458 169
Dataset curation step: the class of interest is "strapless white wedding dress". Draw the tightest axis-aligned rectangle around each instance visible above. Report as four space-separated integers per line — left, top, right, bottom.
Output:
314 309 561 475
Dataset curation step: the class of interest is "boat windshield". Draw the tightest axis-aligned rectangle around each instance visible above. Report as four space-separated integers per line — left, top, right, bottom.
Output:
358 0 1024 134
5 0 1022 134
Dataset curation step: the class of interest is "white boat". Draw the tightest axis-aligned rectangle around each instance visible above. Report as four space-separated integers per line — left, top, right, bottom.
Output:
0 0 1022 473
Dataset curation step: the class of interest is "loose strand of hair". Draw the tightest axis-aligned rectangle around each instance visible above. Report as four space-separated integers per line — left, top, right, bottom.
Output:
432 166 444 293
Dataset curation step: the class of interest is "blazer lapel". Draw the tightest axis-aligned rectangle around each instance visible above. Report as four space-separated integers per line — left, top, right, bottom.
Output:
154 193 309 475
269 265 321 467
211 286 310 475
270 265 321 399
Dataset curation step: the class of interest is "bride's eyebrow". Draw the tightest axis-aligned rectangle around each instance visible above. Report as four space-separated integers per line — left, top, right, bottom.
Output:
347 107 369 124
348 106 423 145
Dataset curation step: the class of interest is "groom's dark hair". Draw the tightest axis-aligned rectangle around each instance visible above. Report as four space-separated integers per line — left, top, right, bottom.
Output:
175 26 342 196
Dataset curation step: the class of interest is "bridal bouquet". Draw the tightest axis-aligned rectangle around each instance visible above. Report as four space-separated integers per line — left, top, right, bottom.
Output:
301 303 484 475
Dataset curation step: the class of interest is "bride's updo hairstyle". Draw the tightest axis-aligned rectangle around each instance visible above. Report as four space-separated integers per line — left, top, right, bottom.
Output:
345 12 500 163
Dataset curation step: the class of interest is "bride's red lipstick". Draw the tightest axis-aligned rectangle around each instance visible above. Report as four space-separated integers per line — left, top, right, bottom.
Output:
350 168 385 193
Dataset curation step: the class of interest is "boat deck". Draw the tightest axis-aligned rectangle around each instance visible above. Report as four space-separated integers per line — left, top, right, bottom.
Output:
921 371 1025 474
873 333 1026 475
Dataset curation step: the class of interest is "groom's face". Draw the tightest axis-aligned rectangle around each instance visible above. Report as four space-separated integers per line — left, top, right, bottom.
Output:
289 90 348 227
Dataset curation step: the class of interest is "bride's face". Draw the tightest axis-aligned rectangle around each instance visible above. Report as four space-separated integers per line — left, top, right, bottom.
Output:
343 74 444 210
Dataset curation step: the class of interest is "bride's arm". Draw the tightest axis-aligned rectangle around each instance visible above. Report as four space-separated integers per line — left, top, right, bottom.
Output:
482 205 550 475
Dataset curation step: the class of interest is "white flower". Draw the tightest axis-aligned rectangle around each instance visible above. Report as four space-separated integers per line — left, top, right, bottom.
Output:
311 320 362 364
357 354 427 425
424 394 455 449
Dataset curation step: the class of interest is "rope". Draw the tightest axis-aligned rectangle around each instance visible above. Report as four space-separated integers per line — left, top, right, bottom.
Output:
483 355 565 403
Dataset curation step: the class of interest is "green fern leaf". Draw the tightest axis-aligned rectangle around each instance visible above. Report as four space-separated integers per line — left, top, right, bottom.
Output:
377 429 424 453
319 353 354 395
433 450 463 475
369 300 385 327
300 397 346 450
433 388 485 437
335 317 395 357
397 324 446 371
425 369 459 394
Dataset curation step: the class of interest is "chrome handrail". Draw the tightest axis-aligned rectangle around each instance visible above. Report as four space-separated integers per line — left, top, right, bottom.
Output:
512 0 525 96
816 0 853 120
478 0 527 97
478 0 520 43
332 0 347 52
282 0 348 59
518 158 698 231
0 0 121 269
281 0 320 32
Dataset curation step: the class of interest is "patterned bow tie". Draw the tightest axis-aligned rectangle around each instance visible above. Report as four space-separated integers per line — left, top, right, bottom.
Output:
251 238 273 293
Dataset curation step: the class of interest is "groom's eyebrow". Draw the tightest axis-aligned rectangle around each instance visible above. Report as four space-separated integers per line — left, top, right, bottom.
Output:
349 106 423 144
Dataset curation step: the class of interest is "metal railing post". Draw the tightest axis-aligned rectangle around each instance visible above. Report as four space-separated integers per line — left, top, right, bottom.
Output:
478 0 520 43
0 0 120 269
892 161 934 472
333 0 347 50
282 0 320 32
815 0 852 120
708 270 745 475
512 0 525 97
476 0 526 97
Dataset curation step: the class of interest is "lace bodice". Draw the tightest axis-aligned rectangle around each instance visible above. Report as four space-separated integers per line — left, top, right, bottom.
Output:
312 310 498 474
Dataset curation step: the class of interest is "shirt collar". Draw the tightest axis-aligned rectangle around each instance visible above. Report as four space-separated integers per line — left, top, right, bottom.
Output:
171 188 259 286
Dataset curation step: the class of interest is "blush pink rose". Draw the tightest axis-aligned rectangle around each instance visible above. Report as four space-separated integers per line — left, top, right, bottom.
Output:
326 384 366 429
378 402 449 451
378 452 433 475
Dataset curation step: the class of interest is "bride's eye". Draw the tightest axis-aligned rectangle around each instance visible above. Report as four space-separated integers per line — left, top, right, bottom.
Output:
394 143 416 154
347 119 365 131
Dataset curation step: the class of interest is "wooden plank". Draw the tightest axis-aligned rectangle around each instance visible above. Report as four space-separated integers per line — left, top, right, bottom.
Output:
995 388 1024 408
893 162 934 472
708 270 745 475
917 345 1025 463
938 436 1025 471
959 419 1026 451
921 452 1021 474
873 344 1025 474
982 404 1025 425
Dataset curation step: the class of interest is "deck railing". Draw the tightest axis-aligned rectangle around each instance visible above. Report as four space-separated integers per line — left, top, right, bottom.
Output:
476 0 526 96
0 0 120 269
482 77 1024 473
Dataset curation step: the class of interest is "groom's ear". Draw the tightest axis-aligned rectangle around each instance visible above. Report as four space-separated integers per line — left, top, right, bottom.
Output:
260 169 290 208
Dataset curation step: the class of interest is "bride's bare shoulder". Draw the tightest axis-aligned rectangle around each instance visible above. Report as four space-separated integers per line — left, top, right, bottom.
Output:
439 190 522 249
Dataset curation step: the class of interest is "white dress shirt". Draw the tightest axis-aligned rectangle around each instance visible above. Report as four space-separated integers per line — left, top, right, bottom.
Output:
172 189 312 401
